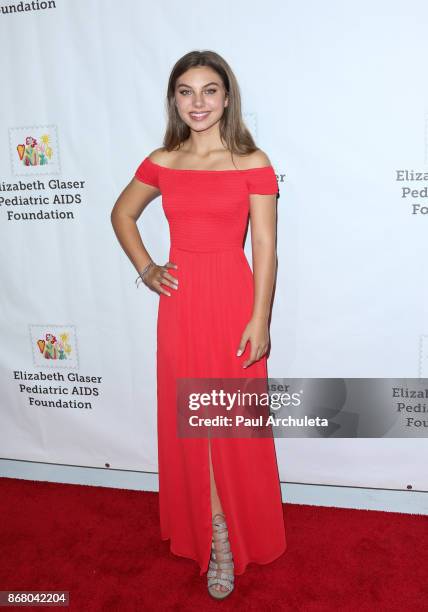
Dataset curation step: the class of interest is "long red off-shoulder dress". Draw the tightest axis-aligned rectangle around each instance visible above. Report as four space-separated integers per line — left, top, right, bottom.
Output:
134 156 286 576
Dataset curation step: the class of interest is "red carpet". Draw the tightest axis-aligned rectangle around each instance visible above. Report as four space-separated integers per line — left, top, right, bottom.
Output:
0 476 427 611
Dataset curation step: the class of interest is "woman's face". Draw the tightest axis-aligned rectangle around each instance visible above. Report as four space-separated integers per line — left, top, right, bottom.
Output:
174 66 228 132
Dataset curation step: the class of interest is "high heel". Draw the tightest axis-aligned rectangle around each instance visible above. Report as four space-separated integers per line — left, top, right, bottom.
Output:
207 512 235 599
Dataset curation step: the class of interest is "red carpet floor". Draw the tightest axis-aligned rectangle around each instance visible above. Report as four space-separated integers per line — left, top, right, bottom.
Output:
0 476 427 611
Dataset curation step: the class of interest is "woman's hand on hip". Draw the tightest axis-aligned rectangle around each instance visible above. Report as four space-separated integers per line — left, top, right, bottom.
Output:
144 261 178 296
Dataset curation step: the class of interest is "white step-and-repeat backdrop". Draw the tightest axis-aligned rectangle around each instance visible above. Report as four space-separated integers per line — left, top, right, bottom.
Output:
1 0 427 492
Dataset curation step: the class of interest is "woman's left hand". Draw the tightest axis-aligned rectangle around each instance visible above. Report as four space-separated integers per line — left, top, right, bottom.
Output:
236 317 270 368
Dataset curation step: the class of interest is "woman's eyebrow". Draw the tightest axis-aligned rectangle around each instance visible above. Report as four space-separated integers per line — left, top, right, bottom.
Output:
176 81 220 88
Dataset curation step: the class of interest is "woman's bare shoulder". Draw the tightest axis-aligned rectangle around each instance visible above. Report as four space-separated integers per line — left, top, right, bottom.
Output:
147 147 166 162
147 147 176 166
237 148 272 170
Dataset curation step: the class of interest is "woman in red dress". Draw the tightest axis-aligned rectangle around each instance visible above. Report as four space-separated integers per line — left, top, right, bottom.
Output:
111 49 286 600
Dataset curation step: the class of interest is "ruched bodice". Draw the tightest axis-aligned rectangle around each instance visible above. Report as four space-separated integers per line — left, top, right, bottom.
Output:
135 156 278 252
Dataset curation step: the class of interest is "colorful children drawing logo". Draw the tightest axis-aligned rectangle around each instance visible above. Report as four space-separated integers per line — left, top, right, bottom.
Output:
17 134 53 166
37 332 72 360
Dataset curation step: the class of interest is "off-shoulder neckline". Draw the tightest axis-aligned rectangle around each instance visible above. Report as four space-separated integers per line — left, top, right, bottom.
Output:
144 156 273 173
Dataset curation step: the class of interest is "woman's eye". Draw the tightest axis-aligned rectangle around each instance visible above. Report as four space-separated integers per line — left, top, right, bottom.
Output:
206 89 217 94
179 90 190 95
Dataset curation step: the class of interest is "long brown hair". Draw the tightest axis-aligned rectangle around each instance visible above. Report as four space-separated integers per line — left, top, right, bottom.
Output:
163 50 258 158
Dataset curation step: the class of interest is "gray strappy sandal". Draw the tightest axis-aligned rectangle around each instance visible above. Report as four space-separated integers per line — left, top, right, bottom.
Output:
207 512 235 599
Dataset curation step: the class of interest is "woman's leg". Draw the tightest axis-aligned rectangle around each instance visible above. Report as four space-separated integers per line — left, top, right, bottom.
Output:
208 441 234 593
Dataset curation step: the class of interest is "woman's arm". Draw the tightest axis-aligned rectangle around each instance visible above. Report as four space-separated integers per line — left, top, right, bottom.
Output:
110 177 177 295
249 190 277 323
237 149 278 368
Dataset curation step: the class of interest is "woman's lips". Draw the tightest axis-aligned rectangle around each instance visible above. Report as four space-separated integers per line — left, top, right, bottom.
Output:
189 112 210 121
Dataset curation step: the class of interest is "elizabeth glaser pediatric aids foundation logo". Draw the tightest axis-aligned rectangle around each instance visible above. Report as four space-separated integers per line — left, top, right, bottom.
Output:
30 325 78 369
17 134 53 167
9 125 60 175
37 332 72 361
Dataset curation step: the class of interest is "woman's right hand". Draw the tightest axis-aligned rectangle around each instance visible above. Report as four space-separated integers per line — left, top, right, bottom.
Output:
143 261 179 296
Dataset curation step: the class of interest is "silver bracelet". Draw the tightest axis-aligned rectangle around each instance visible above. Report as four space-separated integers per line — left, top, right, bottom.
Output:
135 260 155 288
